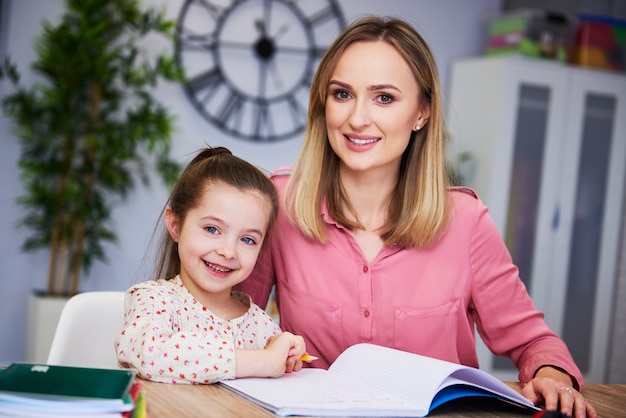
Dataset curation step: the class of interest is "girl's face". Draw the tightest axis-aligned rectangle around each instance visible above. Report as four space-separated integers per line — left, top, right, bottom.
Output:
325 41 429 178
165 181 272 305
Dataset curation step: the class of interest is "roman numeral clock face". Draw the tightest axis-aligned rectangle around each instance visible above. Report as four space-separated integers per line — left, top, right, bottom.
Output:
175 0 346 142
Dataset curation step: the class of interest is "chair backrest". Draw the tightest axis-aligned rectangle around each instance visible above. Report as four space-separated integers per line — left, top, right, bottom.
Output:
47 291 126 369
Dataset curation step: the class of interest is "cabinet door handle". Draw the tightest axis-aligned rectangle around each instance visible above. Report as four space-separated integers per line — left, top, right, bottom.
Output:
551 205 560 230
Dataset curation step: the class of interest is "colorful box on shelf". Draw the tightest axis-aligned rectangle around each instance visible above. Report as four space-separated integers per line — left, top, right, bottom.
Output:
486 9 575 62
571 14 626 72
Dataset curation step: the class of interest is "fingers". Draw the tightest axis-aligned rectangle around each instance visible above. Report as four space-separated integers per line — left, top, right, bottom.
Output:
521 383 540 405
556 386 597 418
292 358 303 371
523 376 597 418
287 356 305 373
287 335 306 360
584 398 598 418
544 386 575 415
270 332 309 374
556 386 575 417
284 357 296 373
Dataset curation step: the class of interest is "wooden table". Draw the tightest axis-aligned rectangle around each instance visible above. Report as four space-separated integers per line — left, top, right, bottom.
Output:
141 379 626 418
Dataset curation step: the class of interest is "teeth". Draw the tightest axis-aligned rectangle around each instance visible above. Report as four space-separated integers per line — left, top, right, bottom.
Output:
348 136 379 145
205 261 232 273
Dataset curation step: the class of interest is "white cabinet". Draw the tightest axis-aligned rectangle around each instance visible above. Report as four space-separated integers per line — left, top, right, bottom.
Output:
447 56 626 383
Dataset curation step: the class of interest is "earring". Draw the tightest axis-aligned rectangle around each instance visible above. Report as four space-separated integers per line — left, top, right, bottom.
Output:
414 124 421 131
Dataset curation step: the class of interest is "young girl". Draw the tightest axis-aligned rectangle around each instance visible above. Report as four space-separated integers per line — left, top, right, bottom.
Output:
116 147 307 384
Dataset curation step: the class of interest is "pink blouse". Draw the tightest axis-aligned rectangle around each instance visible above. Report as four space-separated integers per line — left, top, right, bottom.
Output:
237 173 584 388
116 275 281 384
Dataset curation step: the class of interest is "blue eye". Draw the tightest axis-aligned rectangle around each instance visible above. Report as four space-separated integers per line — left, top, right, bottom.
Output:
241 236 256 245
205 226 219 234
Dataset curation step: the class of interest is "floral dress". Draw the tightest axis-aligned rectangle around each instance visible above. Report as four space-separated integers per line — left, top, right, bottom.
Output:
116 275 281 384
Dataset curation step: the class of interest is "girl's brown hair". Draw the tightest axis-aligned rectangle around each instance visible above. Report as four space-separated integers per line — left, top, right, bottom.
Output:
153 147 279 280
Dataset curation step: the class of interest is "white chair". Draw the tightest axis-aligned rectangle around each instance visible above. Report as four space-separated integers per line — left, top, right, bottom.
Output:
47 291 126 369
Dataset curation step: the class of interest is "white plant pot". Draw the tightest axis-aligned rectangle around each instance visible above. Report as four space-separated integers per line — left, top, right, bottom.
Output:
26 293 70 363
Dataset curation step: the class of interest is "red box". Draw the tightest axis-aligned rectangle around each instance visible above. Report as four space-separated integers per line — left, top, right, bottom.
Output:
572 14 626 71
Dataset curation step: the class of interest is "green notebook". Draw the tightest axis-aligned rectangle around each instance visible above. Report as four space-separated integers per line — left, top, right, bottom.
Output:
0 363 135 402
0 364 136 415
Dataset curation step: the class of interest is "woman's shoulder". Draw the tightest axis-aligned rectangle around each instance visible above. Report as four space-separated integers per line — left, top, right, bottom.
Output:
269 167 292 194
447 186 482 204
448 185 478 199
446 186 488 218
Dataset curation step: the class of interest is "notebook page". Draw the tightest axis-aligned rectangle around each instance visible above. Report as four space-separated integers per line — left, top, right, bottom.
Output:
328 344 467 409
430 374 539 412
221 368 420 415
443 369 536 407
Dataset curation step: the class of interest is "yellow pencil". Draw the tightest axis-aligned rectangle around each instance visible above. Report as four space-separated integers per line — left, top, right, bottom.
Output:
299 353 319 362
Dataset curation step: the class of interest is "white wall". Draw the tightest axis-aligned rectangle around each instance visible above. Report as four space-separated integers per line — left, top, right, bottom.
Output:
0 0 501 364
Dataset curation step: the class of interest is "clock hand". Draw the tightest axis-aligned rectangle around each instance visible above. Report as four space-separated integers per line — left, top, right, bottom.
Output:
258 58 268 98
267 59 283 90
273 24 289 39
218 40 257 51
219 39 308 59
256 17 289 42
253 18 283 92
257 55 283 97
253 19 276 61
255 20 267 37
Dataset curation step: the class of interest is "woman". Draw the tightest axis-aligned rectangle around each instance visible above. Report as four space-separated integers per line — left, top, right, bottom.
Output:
238 16 596 418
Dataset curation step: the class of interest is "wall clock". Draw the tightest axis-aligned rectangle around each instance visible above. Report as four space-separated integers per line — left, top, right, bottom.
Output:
175 0 346 142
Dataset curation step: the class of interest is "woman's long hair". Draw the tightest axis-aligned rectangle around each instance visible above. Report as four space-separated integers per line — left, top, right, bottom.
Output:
286 16 450 248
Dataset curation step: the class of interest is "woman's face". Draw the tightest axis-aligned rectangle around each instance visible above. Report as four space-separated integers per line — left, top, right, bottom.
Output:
325 41 428 177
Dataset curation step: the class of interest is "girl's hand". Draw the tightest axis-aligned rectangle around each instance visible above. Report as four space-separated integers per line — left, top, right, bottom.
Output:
264 332 306 376
235 332 306 379
521 366 597 418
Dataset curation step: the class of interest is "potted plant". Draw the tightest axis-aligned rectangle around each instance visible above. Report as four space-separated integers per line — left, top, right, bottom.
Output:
0 0 183 360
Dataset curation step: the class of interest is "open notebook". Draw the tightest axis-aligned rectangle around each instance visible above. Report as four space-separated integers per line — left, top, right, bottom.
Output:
221 343 541 417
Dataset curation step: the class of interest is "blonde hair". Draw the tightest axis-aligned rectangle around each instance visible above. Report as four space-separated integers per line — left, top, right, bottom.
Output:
286 16 450 248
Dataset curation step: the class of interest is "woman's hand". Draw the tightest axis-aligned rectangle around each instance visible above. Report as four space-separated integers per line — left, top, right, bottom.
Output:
521 366 597 418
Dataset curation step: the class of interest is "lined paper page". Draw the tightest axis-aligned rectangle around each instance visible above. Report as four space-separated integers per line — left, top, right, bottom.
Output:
222 368 422 416
331 344 533 409
329 344 467 406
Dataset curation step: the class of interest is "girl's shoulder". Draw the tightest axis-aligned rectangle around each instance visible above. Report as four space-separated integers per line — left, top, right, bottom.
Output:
126 276 183 298
231 290 280 329
231 290 267 314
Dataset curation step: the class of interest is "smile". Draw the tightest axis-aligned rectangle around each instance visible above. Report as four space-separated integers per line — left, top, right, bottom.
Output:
347 136 380 145
204 261 232 273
